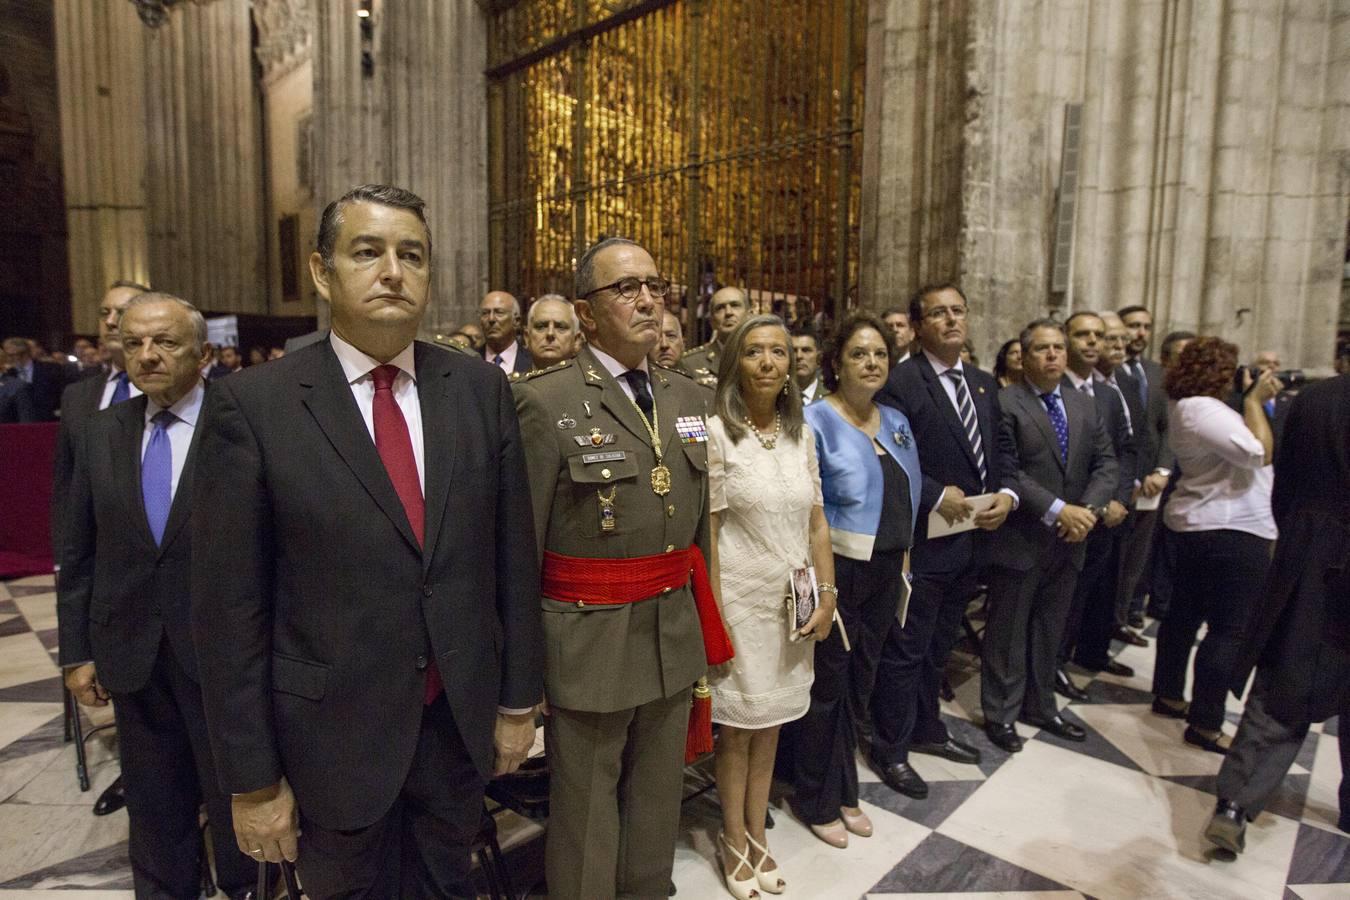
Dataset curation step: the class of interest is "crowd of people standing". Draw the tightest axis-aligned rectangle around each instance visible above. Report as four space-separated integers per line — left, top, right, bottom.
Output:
44 181 1348 899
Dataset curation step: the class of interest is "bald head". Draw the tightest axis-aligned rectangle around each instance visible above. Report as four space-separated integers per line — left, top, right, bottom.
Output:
1099 312 1128 373
709 286 747 341
480 290 521 353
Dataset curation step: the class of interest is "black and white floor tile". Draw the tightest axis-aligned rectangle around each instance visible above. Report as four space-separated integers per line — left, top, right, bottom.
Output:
1 574 1345 899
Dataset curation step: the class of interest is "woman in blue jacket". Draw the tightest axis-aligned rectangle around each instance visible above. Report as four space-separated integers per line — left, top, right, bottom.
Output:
788 311 922 848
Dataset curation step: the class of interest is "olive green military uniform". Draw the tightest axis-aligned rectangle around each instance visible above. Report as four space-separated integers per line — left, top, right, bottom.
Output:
513 345 711 900
680 338 723 385
660 360 716 392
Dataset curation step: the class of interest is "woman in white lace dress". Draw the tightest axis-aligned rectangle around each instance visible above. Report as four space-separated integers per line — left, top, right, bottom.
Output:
707 315 836 899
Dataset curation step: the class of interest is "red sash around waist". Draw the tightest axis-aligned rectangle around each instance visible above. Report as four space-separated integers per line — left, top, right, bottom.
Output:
540 546 734 666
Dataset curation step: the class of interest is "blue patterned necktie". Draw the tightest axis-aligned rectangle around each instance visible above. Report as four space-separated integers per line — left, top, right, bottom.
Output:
142 410 175 545
109 371 130 406
1040 391 1069 464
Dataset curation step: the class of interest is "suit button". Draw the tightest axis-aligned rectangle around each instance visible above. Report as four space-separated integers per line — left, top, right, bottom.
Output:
422 586 433 597
575 600 586 608
601 468 612 479
662 586 672 594
667 505 675 518
665 544 675 553
415 655 428 671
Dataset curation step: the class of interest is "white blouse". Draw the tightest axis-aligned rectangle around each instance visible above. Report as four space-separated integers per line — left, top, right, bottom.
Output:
1163 396 1276 540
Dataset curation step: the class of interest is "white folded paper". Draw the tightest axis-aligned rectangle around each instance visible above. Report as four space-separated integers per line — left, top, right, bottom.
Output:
1134 492 1162 511
927 492 1000 539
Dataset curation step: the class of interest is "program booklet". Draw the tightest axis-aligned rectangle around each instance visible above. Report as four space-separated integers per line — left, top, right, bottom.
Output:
788 565 820 640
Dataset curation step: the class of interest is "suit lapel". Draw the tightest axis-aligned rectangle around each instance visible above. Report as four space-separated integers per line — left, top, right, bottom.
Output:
418 344 457 570
579 347 653 447
919 356 980 476
300 341 421 554
115 396 157 550
1020 382 1065 471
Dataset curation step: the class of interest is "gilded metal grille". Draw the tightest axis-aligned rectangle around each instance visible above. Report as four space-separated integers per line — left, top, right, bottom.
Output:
487 0 864 329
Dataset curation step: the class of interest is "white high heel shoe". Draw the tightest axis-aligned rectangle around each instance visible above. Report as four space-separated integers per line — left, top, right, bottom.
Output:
745 832 786 894
717 831 761 900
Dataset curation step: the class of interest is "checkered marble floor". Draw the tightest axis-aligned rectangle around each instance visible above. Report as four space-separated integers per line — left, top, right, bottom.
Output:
2 573 1346 899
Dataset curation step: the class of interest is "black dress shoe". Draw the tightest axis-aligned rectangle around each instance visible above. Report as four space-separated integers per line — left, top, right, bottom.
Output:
1204 799 1247 854
1113 626 1149 648
1022 714 1087 742
910 736 982 765
984 722 1023 753
1151 697 1189 720
1102 660 1135 677
93 775 125 817
870 758 928 798
1054 667 1090 702
1127 612 1146 630
1184 726 1230 755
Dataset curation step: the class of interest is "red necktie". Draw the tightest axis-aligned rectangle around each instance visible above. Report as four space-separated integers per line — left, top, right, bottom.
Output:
370 364 441 703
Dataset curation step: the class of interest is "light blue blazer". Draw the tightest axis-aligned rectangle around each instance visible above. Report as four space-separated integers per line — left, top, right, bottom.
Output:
806 400 923 561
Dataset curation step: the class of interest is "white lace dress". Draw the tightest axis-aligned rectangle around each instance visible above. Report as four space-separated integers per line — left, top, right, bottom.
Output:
707 414 823 729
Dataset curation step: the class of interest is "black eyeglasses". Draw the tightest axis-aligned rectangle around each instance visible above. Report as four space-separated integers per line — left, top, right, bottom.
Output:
581 276 670 304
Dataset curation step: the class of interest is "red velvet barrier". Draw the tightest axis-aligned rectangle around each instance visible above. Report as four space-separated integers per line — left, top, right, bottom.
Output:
0 423 59 578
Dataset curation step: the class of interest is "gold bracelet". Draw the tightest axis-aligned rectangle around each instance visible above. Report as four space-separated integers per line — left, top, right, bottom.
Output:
817 582 838 596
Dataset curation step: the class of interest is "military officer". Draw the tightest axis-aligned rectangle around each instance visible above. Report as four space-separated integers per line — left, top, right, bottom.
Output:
514 237 730 899
680 285 747 384
651 309 715 391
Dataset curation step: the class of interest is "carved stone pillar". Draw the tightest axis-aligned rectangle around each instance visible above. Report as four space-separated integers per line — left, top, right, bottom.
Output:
141 0 267 314
312 0 489 334
54 0 150 333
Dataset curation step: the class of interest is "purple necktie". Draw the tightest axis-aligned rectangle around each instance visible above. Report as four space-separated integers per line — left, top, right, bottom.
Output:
141 411 175 545
109 372 130 406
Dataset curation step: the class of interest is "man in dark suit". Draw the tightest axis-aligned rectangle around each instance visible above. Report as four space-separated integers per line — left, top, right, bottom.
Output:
1056 312 1137 697
480 290 533 375
51 279 151 819
3 336 68 421
1206 373 1350 853
0 370 34 422
191 184 542 896
57 293 254 898
869 283 1019 798
1116 305 1172 629
982 319 1117 751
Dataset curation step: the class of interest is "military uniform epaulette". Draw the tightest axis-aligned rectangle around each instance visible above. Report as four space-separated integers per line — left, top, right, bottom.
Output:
680 341 715 359
521 359 572 380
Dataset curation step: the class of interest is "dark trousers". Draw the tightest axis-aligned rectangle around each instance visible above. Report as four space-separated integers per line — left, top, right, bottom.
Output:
1061 526 1124 670
981 542 1078 725
790 550 906 824
110 636 253 899
869 566 977 764
1116 508 1158 624
1217 664 1350 819
545 688 691 900
295 694 485 899
1152 528 1272 732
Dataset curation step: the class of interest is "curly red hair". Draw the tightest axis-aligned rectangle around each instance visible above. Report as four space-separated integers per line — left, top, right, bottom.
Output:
1164 336 1238 400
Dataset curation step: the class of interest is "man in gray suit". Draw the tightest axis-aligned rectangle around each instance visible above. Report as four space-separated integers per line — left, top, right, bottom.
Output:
982 319 1117 752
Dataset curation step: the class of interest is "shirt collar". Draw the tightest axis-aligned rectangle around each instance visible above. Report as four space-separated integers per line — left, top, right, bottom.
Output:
1065 368 1094 392
106 366 125 384
330 331 417 385
145 378 205 428
922 347 962 377
484 340 518 367
1034 382 1063 401
588 344 649 380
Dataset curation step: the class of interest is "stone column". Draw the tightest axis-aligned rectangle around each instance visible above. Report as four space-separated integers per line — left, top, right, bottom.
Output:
54 0 150 333
141 0 267 314
312 0 489 334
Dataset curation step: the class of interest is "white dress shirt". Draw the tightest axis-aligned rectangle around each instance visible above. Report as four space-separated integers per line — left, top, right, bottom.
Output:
588 345 650 403
1163 396 1275 540
330 332 425 493
801 374 822 404
485 341 519 372
99 366 143 410
142 379 205 501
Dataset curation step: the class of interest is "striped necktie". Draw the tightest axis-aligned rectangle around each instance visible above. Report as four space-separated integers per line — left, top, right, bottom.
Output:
945 369 987 487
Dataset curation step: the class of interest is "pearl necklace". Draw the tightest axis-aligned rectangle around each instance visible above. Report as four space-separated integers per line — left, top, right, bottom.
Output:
747 411 781 450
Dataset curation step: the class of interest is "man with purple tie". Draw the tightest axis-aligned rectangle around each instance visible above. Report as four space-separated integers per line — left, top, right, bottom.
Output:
57 293 255 898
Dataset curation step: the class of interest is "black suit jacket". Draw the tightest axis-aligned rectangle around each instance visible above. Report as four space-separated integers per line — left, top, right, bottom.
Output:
1111 368 1151 482
877 354 1017 574
989 382 1118 572
1123 356 1170 472
0 375 34 423
51 374 111 560
57 394 203 691
190 339 542 830
1063 375 1136 506
485 340 533 374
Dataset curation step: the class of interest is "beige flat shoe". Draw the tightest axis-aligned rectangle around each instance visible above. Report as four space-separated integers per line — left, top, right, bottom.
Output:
840 805 873 837
809 818 849 849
